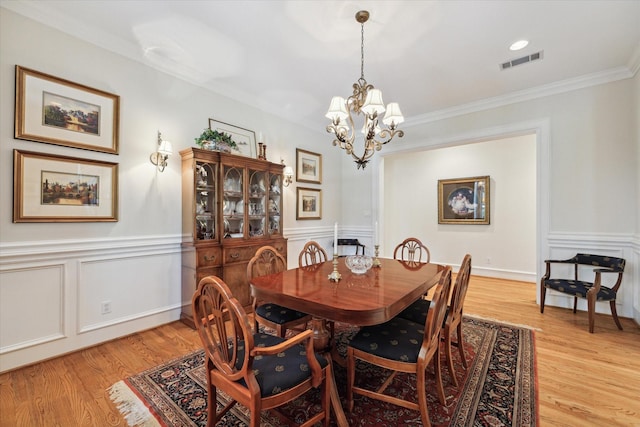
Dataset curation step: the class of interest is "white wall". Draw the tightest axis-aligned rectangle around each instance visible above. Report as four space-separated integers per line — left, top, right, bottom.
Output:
382 135 537 281
0 8 340 372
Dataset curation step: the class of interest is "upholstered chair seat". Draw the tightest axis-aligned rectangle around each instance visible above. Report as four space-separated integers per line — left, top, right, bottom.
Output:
254 304 310 327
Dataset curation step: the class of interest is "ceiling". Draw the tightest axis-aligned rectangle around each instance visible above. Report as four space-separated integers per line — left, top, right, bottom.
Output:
4 0 640 132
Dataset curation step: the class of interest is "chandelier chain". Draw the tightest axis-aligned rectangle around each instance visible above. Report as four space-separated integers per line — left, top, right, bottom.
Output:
360 21 365 81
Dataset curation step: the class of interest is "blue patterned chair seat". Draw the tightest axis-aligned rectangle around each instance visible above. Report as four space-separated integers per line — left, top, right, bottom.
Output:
348 317 425 363
255 303 310 325
234 333 328 397
544 279 616 301
396 298 434 325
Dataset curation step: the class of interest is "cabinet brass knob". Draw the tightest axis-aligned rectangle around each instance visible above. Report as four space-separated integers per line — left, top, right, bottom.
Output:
204 255 216 262
230 253 240 259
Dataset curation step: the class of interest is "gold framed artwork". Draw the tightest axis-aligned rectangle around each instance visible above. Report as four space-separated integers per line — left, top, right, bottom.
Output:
296 187 322 220
14 66 120 154
13 150 118 223
438 176 490 225
209 118 257 158
296 148 322 184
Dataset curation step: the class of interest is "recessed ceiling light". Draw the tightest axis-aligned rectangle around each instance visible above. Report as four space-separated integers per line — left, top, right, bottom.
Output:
510 40 529 51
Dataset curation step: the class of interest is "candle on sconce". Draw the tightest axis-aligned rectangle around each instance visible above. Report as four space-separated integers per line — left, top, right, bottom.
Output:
334 222 338 255
258 132 263 142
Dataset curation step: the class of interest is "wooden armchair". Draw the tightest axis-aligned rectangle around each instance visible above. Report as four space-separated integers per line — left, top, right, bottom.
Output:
393 237 431 266
540 253 626 333
247 246 311 337
192 276 330 427
346 267 452 427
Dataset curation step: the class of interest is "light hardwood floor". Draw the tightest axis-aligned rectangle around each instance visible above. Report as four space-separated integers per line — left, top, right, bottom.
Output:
1 276 639 426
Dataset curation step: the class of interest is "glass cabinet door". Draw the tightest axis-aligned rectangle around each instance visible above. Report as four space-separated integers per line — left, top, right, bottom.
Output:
247 169 266 238
268 174 282 236
223 165 244 239
195 162 217 241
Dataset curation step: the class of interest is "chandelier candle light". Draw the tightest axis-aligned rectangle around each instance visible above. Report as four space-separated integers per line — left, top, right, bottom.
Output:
325 10 404 169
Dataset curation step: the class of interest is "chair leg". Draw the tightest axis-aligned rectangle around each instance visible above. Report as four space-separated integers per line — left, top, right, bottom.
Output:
587 295 595 333
457 321 467 369
433 347 446 405
443 324 458 388
276 325 286 338
346 348 355 412
540 286 546 313
610 300 623 330
416 364 432 427
573 296 578 314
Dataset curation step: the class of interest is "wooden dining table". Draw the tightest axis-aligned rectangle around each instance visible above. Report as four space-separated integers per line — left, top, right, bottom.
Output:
249 256 445 427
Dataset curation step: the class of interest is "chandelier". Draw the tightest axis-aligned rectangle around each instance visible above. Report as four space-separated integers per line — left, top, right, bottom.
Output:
325 10 404 169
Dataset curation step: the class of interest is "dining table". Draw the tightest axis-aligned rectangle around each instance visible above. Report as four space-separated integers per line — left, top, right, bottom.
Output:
249 256 445 427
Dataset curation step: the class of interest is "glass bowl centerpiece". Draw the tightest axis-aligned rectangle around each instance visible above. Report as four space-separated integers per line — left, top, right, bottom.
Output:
345 255 373 274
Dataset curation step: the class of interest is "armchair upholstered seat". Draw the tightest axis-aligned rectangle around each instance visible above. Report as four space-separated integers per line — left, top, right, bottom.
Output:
540 253 626 333
248 246 311 337
346 267 452 427
192 275 330 427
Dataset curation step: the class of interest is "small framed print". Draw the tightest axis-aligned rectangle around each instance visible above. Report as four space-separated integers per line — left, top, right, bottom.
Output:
15 66 120 154
296 148 322 184
209 118 257 158
296 187 322 220
13 150 118 222
438 176 490 225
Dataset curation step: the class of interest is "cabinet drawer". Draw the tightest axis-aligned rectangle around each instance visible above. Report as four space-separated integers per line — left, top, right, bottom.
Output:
197 247 222 267
196 266 223 284
224 246 259 264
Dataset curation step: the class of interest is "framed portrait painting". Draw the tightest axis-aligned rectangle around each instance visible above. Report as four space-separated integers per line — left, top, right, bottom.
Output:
438 176 490 224
296 187 321 220
13 150 118 222
209 118 257 158
15 66 120 154
296 148 322 184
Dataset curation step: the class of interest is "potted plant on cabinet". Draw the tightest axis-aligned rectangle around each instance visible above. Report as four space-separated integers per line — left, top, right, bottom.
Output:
195 128 240 153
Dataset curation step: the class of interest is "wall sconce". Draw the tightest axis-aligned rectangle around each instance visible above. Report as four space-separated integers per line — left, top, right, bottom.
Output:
150 131 173 172
281 159 293 187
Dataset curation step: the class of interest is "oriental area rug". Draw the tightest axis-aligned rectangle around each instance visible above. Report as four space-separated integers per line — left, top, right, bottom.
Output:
108 315 538 426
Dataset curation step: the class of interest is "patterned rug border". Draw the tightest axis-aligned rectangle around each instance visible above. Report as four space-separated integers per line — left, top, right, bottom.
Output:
109 315 539 426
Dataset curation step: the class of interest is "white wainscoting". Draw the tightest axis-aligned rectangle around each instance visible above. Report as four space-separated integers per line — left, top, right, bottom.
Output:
0 235 183 373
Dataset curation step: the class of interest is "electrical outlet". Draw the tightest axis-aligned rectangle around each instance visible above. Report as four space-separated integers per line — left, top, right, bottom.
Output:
101 301 112 315
486 257 491 265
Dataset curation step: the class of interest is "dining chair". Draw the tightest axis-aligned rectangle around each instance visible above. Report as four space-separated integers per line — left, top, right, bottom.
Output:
393 237 431 265
247 245 311 337
298 241 335 339
540 253 626 333
346 266 452 427
298 240 329 267
192 275 331 427
396 254 472 387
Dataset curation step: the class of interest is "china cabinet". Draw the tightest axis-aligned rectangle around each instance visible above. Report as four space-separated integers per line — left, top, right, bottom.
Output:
180 148 286 327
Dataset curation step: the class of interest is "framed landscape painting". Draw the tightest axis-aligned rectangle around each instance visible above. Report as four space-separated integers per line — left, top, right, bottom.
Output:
438 176 490 224
296 148 322 184
15 66 120 154
13 150 118 222
209 118 256 158
296 187 321 220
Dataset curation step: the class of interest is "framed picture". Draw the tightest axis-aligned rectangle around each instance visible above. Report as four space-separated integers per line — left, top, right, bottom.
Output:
296 148 322 184
15 65 120 154
209 118 256 158
296 187 322 220
13 150 118 222
438 176 490 225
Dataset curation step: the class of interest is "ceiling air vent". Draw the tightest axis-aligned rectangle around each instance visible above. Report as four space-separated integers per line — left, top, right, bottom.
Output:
500 51 544 70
